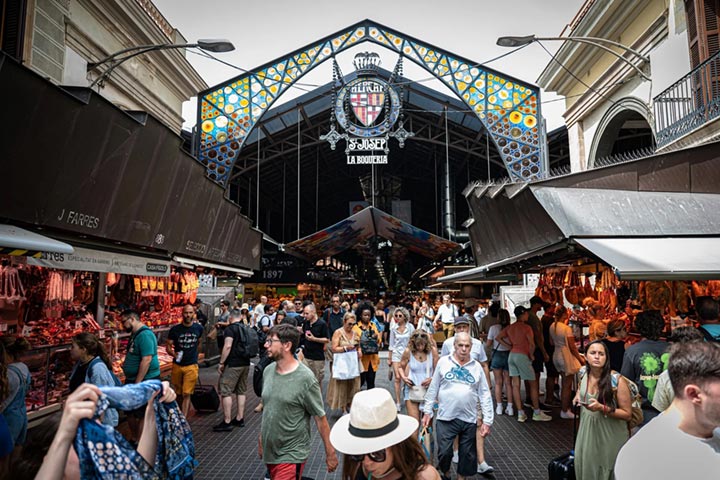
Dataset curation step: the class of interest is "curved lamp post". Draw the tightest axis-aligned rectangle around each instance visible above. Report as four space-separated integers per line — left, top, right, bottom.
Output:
87 39 235 88
497 35 650 81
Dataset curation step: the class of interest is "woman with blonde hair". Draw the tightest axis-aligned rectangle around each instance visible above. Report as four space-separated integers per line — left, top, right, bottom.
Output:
328 312 362 414
388 306 415 411
399 330 438 431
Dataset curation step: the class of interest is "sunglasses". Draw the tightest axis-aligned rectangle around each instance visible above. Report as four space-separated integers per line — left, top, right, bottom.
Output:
348 449 386 463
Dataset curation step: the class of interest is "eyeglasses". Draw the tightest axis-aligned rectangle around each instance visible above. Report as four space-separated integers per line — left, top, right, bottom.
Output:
348 449 386 463
347 322 356 326
265 338 283 344
394 313 404 318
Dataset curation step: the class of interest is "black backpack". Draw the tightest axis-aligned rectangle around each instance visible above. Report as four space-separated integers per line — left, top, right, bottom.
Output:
230 323 259 358
254 320 268 351
359 325 379 354
253 355 275 397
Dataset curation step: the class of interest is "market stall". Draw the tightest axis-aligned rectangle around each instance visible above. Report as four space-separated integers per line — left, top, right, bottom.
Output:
440 143 720 344
0 247 200 420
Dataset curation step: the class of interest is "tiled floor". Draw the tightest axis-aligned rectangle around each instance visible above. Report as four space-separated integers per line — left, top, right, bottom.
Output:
189 353 573 479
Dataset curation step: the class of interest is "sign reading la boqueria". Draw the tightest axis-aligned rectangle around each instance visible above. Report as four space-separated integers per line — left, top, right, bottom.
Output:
320 52 413 165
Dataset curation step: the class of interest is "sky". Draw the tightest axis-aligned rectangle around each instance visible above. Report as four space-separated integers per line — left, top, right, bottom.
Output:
153 0 587 131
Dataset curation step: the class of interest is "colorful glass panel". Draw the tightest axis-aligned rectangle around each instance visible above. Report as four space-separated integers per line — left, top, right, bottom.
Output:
197 21 544 185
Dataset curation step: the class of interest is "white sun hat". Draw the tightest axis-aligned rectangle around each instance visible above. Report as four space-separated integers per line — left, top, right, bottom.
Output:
329 388 419 455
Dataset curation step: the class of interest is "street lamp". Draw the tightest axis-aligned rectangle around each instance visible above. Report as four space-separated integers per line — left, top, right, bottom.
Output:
87 39 235 88
496 35 650 81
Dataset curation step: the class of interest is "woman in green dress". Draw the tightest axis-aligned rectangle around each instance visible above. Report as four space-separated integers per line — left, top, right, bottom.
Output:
573 340 632 480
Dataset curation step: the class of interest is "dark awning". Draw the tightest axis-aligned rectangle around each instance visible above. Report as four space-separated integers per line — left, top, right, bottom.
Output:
460 142 720 280
0 53 261 271
284 206 462 261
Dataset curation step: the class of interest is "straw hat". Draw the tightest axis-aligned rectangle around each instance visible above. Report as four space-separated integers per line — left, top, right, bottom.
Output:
329 388 418 455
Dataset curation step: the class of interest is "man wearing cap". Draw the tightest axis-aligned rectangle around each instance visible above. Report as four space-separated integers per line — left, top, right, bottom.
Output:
527 296 551 409
496 306 552 422
440 317 494 474
423 332 494 480
259 324 338 478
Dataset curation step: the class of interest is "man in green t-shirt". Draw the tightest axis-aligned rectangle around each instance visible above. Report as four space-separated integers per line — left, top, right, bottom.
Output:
121 309 160 443
259 324 338 478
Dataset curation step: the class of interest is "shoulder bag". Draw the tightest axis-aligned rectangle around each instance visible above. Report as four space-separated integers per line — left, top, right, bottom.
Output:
408 352 432 403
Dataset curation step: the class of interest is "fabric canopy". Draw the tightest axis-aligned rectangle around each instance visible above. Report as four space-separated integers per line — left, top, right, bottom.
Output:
575 237 720 280
0 224 74 256
284 207 462 261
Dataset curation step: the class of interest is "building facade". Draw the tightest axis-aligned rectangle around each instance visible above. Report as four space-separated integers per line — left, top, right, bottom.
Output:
538 0 720 171
0 0 206 131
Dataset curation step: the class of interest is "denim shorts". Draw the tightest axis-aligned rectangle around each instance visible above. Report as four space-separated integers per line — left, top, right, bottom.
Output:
490 350 510 371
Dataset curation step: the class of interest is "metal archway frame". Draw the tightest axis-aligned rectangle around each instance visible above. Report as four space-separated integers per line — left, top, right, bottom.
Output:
197 19 546 185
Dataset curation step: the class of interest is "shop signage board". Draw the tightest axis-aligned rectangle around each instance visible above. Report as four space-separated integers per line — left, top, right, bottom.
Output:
28 247 171 277
320 52 413 165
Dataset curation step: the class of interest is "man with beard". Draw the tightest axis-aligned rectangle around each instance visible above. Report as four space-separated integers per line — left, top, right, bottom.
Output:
615 341 720 478
259 324 338 479
299 303 330 387
121 309 160 443
166 304 205 417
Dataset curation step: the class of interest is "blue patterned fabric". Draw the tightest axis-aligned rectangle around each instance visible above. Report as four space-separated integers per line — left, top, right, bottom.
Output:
75 380 197 479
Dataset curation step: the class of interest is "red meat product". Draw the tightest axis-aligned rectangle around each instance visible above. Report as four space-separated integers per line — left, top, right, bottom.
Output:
643 281 672 312
691 281 708 298
708 280 720 298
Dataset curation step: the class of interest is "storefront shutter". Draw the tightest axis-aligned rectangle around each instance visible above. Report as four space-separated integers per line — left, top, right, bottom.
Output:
685 0 720 109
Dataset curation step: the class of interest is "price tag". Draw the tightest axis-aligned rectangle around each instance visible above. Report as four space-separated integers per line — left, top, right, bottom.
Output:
21 325 31 336
141 278 149 290
75 320 83 330
98 329 106 339
157 280 164 290
65 321 71 328
134 278 141 292
0 323 8 332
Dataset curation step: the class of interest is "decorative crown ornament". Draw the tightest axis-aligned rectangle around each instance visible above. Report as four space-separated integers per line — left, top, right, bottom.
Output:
353 52 381 76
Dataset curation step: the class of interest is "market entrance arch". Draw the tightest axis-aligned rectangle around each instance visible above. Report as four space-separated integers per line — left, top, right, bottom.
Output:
196 19 546 186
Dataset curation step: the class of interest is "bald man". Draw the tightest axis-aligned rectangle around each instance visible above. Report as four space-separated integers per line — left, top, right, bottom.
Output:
299 303 331 388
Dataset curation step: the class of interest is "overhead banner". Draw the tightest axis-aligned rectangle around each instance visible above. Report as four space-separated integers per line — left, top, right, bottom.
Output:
28 247 171 277
285 207 461 261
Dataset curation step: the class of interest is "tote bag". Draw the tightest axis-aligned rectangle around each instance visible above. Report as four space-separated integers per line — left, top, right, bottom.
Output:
332 351 360 380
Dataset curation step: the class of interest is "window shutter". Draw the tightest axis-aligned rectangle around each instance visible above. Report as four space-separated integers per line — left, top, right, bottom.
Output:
0 0 27 61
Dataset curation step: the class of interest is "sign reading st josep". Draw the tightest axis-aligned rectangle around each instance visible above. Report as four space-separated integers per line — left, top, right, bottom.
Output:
320 52 413 165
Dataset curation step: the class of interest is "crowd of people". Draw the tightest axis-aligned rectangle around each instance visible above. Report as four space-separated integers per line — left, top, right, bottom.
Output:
0 291 719 479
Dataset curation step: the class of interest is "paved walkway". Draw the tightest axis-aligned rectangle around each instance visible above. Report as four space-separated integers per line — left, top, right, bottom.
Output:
188 353 573 479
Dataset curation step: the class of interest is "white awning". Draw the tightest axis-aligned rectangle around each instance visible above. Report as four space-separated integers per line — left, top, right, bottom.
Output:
0 225 74 255
575 237 720 280
28 246 171 276
173 255 254 277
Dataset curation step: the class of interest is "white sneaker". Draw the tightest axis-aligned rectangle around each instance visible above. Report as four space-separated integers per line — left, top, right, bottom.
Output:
396 403 402 413
505 405 514 416
452 450 459 463
477 461 495 474
517 411 527 423
533 411 552 422
495 404 503 415
560 410 576 419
